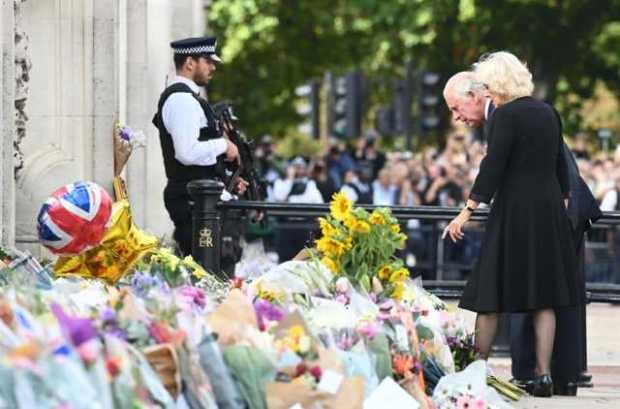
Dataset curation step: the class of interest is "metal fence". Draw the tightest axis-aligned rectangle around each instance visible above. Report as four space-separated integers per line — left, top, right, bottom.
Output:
188 180 620 304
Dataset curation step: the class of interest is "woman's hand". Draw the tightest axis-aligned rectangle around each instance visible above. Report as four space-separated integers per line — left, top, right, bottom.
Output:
443 209 472 243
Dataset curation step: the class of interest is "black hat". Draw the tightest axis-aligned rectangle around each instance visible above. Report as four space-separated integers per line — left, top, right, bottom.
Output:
170 36 221 62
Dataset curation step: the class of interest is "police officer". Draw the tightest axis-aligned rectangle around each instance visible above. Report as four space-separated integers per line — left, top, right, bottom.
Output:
152 36 247 256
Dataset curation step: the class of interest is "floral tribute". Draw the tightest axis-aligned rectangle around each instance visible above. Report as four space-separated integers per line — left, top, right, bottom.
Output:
315 192 409 300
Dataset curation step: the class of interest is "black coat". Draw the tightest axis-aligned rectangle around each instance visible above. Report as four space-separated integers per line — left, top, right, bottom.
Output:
459 97 579 313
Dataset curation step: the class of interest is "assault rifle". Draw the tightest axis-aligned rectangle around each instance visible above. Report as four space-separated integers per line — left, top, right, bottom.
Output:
212 102 263 202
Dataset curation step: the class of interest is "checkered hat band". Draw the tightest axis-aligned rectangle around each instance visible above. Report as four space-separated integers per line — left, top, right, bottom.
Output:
174 45 216 54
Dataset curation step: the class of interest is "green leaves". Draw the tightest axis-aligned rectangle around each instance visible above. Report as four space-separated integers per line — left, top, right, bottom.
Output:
207 0 620 139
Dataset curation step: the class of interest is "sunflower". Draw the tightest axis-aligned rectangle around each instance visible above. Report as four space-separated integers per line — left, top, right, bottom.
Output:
318 217 337 237
392 282 406 300
321 256 338 273
378 265 392 280
352 220 371 235
369 211 386 225
316 237 346 258
389 268 409 283
330 192 352 221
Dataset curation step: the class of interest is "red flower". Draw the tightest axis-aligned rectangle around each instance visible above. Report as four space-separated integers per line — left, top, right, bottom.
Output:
106 356 122 377
309 365 322 382
295 362 307 377
393 354 414 378
149 321 186 345
231 278 244 289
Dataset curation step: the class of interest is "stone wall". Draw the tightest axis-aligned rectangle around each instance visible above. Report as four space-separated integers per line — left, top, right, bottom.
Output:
0 0 207 253
1 0 17 246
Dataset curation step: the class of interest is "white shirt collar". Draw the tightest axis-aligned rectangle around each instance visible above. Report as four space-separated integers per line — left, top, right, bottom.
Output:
484 98 492 120
171 75 200 93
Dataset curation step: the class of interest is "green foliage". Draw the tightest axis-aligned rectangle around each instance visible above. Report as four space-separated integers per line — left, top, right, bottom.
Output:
274 131 323 159
207 0 620 139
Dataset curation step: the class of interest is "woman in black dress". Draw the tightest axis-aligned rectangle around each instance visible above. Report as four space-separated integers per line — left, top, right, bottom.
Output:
444 51 578 397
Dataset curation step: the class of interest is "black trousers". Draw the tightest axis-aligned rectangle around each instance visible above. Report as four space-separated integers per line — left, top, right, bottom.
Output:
163 181 193 257
510 233 587 383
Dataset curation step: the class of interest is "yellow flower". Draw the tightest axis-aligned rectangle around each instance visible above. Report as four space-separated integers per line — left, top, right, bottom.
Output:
256 282 284 303
330 192 352 221
343 236 353 250
317 237 346 258
369 212 385 225
392 282 406 300
389 268 409 283
288 325 306 339
378 265 392 280
319 217 337 237
321 256 338 273
352 220 371 235
182 255 207 279
390 223 401 234
343 213 357 229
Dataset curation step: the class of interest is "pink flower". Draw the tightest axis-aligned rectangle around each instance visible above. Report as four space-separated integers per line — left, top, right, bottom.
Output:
335 294 349 305
357 322 379 339
472 397 487 409
176 285 207 310
77 339 100 364
456 395 473 409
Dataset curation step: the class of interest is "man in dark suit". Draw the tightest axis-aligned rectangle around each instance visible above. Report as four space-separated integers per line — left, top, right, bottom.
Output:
444 71 602 395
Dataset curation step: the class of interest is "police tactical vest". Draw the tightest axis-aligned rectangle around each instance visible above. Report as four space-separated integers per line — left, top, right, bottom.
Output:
152 82 222 182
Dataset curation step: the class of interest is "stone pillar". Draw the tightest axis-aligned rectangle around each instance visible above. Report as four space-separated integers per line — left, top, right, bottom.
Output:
92 0 124 190
1 0 16 246
125 0 149 226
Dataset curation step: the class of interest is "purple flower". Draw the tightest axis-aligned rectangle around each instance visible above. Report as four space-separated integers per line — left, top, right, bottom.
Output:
131 271 167 297
100 307 116 324
253 299 284 331
51 303 98 347
119 126 133 141
99 307 127 340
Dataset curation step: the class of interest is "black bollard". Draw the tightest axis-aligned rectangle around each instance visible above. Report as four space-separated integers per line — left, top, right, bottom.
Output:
187 180 224 279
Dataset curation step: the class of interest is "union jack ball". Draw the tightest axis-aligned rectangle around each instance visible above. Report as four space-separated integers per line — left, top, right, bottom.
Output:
37 181 113 255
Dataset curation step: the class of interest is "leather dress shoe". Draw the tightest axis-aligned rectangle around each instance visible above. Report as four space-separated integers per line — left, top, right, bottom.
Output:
509 378 532 390
526 374 553 397
553 381 578 396
577 372 593 388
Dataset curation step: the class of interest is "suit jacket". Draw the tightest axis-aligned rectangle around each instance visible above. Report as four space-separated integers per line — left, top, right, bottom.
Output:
553 109 602 235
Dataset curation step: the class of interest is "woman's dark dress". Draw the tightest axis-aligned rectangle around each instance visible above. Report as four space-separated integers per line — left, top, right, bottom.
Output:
459 97 578 313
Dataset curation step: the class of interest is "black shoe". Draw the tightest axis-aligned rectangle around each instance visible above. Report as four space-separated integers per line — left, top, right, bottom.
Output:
553 382 578 396
578 372 592 383
577 372 593 388
509 378 533 390
527 374 553 397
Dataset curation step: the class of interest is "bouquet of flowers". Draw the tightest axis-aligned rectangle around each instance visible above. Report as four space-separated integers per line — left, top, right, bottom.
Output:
315 192 409 301
432 361 514 409
447 333 478 372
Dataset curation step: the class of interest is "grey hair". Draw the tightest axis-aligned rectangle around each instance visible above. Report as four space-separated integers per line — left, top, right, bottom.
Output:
445 71 486 98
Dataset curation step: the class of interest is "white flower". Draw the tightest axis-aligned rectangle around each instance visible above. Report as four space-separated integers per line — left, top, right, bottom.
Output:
335 276 350 293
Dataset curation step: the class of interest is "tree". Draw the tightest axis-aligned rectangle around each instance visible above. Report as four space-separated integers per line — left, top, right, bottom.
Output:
207 0 620 139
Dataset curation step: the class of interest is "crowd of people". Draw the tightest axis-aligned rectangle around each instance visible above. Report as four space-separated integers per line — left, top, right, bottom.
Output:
251 129 620 283
255 130 620 212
